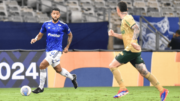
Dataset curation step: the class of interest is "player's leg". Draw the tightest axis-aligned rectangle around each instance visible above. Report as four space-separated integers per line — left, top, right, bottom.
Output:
109 59 126 90
109 51 133 98
32 59 49 94
109 59 129 98
135 63 164 92
53 64 78 89
131 56 169 101
52 53 78 89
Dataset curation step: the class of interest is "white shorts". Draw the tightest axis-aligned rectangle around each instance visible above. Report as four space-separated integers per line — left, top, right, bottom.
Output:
45 50 62 67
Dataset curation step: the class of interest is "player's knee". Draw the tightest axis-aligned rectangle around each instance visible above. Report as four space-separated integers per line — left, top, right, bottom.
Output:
55 68 62 73
109 63 117 69
140 70 149 77
39 63 45 69
109 65 117 72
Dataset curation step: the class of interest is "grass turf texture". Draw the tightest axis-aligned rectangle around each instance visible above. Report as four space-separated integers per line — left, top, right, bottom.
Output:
0 87 179 101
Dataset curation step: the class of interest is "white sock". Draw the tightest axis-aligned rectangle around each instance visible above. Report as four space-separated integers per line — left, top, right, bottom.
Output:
60 68 73 80
39 69 46 90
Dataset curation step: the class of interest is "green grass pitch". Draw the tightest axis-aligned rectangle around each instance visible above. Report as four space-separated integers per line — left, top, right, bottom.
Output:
0 87 179 101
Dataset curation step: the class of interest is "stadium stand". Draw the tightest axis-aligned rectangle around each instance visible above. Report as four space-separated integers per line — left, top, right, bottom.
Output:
0 0 179 25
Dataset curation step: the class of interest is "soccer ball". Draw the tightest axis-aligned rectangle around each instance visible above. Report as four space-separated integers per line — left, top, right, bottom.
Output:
20 85 31 96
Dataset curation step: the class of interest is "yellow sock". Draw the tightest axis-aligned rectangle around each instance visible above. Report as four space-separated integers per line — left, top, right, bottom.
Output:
110 68 126 90
145 72 164 92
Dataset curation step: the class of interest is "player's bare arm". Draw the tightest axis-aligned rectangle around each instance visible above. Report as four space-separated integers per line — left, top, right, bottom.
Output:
108 29 122 39
64 32 73 53
30 32 44 44
131 24 141 51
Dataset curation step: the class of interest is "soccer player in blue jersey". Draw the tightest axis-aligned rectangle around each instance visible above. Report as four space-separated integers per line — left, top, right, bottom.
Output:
30 8 78 93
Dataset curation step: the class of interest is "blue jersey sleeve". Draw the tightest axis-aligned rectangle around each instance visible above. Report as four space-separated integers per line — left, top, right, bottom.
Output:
64 24 71 34
40 22 46 34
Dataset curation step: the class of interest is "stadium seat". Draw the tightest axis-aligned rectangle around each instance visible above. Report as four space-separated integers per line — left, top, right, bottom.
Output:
80 0 93 7
0 9 8 18
40 0 52 13
148 12 162 17
21 8 35 17
36 12 48 18
176 12 180 17
162 12 175 17
9 11 21 16
161 0 172 3
134 0 145 2
82 6 95 15
111 13 120 20
0 3 7 18
174 0 180 8
36 12 50 23
161 7 174 13
110 11 119 21
0 0 178 23
148 1 159 8
161 0 173 7
113 19 121 25
71 11 83 23
0 2 6 11
96 10 105 17
53 0 66 5
134 1 147 15
175 7 180 12
105 0 116 9
27 0 37 8
148 0 158 2
85 15 98 22
10 16 23 22
69 6 81 11
94 0 105 8
128 7 134 15
147 7 160 13
7 1 21 12
38 17 50 23
147 1 161 12
55 4 67 13
6 0 18 5
67 0 79 7
134 1 147 8
24 16 37 23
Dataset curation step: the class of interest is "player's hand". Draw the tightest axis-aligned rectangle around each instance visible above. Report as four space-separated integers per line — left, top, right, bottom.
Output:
30 39 37 44
63 47 69 53
131 42 141 51
108 29 115 36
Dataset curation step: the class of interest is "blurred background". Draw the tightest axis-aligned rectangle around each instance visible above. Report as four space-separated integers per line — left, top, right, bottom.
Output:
0 0 180 90
0 0 179 50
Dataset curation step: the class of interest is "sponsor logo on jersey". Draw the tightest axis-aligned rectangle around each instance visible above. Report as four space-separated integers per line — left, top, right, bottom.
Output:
48 23 51 25
48 33 60 37
48 27 50 29
58 24 61 26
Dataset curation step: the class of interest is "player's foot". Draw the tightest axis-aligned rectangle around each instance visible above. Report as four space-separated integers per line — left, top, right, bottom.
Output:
72 74 78 89
160 89 169 101
113 89 129 98
32 87 44 94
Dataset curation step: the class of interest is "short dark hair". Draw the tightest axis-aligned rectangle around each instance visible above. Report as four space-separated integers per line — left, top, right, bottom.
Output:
176 30 180 35
51 8 60 13
117 2 128 12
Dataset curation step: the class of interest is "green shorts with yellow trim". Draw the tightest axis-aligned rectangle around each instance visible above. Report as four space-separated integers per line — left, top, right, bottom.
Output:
115 50 144 67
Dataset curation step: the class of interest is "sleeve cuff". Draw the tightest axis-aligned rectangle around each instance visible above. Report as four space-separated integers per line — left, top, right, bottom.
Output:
131 23 136 28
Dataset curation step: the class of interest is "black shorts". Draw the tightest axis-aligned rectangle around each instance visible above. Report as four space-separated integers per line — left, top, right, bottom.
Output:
115 50 144 67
